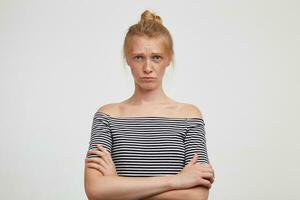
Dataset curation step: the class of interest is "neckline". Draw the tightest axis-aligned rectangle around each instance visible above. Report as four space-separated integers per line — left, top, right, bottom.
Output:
95 111 203 121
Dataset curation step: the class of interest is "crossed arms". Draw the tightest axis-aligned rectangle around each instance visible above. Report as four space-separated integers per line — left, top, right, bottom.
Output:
84 145 214 200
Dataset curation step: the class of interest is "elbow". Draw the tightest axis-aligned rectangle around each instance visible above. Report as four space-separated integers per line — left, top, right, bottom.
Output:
186 186 209 200
84 166 108 200
86 182 118 200
85 178 108 200
198 188 209 200
85 186 99 200
85 186 106 200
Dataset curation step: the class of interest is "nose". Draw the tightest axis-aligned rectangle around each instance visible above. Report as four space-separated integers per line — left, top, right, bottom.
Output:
143 59 153 73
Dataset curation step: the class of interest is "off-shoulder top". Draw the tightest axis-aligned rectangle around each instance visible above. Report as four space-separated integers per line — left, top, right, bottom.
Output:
86 111 210 177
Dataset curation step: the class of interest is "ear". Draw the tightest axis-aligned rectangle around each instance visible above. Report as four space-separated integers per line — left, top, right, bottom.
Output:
165 56 172 68
124 55 131 67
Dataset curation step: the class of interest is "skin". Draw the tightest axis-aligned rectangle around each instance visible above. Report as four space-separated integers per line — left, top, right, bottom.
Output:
84 35 215 200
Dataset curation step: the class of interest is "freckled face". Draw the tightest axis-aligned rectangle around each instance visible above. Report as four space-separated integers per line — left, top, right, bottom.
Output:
125 35 171 88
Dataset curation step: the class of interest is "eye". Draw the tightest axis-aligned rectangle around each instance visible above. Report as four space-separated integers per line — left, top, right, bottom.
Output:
152 55 162 61
133 55 143 61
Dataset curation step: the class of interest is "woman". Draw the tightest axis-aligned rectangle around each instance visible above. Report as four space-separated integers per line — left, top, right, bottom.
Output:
84 10 215 200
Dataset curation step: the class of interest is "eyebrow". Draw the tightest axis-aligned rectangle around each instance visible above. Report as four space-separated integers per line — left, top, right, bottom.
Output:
131 52 163 55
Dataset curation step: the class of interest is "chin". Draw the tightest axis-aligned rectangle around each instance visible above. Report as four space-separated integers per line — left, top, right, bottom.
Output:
136 81 158 90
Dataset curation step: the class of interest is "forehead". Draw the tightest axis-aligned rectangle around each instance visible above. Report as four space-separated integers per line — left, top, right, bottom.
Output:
129 36 166 54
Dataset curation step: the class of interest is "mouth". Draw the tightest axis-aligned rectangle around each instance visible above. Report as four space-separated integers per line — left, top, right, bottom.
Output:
141 77 156 81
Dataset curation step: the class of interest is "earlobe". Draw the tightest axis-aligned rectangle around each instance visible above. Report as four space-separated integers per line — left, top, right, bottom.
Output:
166 56 172 67
125 57 129 65
166 60 171 68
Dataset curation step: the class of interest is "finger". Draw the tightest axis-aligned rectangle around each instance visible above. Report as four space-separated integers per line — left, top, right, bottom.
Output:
87 149 107 160
86 162 105 174
195 163 212 168
107 154 114 165
85 157 102 164
85 157 110 170
86 151 110 167
199 178 212 189
95 146 113 165
103 148 114 165
195 164 214 174
97 145 114 165
201 172 215 184
187 153 198 166
97 144 109 152
195 163 215 174
211 168 215 179
96 144 110 154
87 149 102 157
203 175 215 184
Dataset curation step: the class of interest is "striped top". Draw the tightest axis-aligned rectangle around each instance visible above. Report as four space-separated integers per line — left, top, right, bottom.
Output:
86 111 210 177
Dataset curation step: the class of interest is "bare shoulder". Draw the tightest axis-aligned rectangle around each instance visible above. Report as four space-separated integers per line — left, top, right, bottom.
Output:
96 103 120 116
180 103 204 119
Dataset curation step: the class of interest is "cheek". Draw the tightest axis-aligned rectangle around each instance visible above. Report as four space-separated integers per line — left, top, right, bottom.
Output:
129 66 140 77
157 65 167 74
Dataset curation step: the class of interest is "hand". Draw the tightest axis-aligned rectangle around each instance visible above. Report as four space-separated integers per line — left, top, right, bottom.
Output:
85 144 118 176
172 153 215 190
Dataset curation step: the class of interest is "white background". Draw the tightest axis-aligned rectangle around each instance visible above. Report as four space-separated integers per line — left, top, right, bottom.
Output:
0 0 299 199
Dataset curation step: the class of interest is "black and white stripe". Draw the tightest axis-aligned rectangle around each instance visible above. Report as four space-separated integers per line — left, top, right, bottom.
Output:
86 111 209 177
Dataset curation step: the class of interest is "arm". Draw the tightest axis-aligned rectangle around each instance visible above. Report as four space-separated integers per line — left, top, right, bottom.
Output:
85 164 210 200
143 186 209 200
85 111 180 199
143 187 209 200
85 146 211 200
84 166 176 200
145 105 212 200
143 106 214 200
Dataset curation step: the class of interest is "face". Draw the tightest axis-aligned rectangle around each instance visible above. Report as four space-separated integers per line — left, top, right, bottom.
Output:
125 35 171 89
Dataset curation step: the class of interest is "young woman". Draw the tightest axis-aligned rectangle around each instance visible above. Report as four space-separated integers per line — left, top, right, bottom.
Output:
84 10 215 200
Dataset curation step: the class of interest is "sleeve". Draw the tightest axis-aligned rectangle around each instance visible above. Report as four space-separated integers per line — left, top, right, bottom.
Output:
86 113 112 159
184 119 210 165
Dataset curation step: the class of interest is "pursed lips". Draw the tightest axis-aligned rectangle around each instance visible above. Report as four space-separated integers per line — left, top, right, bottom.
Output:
141 77 156 81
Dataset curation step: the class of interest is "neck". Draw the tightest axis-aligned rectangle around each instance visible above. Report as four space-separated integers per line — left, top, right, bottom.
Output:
126 82 172 105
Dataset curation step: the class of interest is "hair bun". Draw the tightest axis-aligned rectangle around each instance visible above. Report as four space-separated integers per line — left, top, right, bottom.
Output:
140 10 163 24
